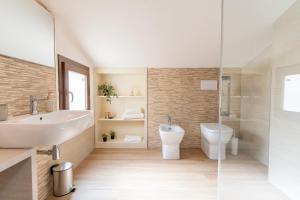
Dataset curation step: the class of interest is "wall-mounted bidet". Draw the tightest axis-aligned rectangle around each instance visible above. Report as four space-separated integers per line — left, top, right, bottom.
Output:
159 124 185 159
200 123 233 160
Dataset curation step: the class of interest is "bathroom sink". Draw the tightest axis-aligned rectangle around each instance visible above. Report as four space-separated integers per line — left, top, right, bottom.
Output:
0 110 94 148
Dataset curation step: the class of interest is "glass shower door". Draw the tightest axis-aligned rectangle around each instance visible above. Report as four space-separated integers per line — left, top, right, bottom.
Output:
218 1 299 200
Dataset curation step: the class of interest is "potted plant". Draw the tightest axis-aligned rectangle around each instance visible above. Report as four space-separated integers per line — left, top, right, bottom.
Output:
102 133 108 142
110 130 116 140
98 82 118 104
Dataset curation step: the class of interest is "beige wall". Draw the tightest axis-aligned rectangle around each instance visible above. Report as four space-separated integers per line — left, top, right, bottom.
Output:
240 48 272 166
222 49 272 167
269 1 300 199
0 55 56 117
222 68 241 138
147 68 219 148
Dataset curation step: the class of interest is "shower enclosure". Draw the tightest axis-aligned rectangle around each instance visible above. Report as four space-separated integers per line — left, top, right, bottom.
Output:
219 1 300 200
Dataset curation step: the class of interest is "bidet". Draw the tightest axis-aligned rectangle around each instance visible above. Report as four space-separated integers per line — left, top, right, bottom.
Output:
159 124 185 159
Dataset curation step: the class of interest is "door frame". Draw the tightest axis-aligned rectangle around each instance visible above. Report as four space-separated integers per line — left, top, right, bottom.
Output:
58 55 90 110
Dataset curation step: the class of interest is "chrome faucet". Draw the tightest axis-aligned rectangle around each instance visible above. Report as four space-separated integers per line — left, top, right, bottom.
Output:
167 115 172 126
30 95 48 115
30 96 38 115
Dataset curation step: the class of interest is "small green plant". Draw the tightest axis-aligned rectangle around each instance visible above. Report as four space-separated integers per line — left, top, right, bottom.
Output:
110 130 116 140
102 133 108 142
98 82 118 104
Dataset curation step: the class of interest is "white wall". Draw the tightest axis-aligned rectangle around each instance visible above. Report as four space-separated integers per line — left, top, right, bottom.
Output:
54 17 94 110
55 18 92 67
0 0 55 67
269 1 300 199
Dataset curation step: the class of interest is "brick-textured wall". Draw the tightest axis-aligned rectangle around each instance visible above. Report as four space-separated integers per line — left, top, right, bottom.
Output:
0 55 94 200
147 68 219 148
0 55 56 117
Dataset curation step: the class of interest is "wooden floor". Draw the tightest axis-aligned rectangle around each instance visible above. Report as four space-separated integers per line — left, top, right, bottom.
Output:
47 149 291 200
219 154 290 200
47 149 218 200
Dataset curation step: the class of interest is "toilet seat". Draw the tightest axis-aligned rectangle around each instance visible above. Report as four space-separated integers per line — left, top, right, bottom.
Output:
201 123 233 135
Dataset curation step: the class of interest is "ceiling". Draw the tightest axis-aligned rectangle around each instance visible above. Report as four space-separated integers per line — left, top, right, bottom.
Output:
40 0 295 68
222 0 296 68
41 0 222 68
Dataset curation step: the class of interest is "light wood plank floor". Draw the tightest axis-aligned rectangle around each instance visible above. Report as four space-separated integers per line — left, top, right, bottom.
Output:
219 153 290 200
47 149 218 200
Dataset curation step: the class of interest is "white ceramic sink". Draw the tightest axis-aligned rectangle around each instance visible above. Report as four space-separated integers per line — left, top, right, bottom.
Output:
0 110 94 148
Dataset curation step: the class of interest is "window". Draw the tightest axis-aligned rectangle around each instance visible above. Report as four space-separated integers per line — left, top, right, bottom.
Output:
283 74 300 112
68 71 88 110
58 55 90 110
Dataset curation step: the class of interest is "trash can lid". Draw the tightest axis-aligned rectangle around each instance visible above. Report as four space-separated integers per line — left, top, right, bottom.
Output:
52 162 73 172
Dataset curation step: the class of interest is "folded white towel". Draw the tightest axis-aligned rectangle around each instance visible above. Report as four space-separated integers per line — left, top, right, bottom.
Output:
122 113 144 120
124 135 142 143
124 108 141 115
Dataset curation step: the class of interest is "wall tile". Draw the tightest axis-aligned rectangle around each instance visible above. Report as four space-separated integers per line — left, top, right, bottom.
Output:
0 55 56 116
147 68 219 148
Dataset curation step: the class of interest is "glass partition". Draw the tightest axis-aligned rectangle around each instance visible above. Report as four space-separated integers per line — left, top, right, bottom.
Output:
219 1 300 200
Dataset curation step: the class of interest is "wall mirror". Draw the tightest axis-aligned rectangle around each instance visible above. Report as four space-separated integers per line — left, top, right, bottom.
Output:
0 0 55 67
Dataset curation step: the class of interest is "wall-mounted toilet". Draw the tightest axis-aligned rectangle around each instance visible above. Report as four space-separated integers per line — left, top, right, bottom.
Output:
200 123 233 160
159 124 185 159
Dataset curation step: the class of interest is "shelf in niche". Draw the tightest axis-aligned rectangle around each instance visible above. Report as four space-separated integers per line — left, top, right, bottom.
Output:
96 137 145 148
97 95 144 98
98 137 143 144
230 96 241 98
222 117 241 122
98 118 145 122
96 71 146 75
94 69 147 149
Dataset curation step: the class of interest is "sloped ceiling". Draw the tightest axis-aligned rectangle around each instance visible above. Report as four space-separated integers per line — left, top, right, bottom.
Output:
41 0 222 68
222 0 296 68
40 0 295 68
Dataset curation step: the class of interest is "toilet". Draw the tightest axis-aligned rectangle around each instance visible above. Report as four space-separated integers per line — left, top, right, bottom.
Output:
200 123 233 160
159 124 185 159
